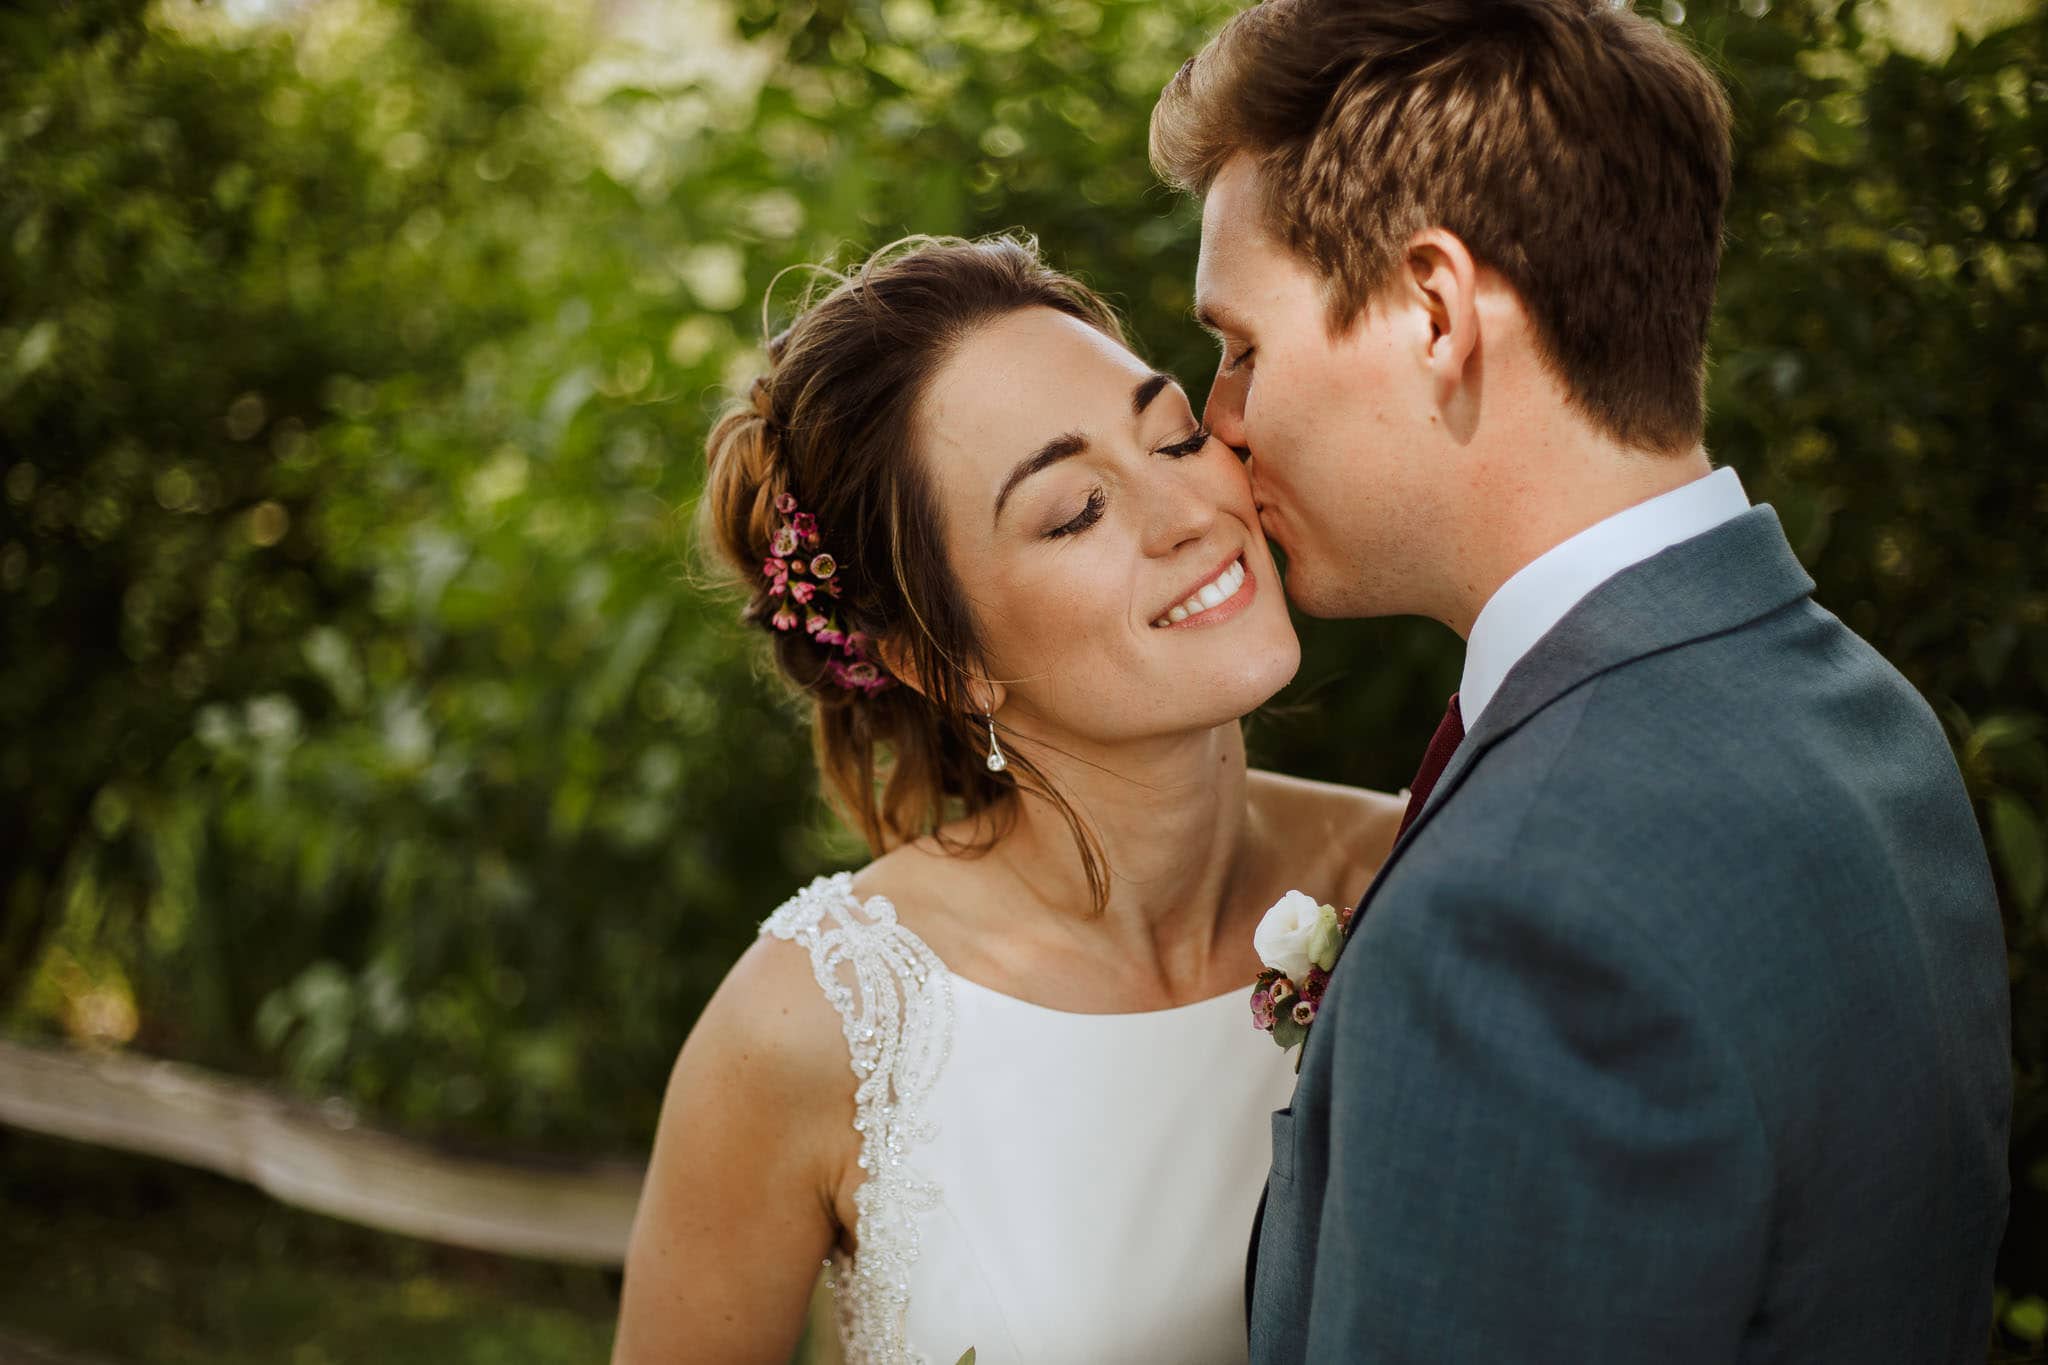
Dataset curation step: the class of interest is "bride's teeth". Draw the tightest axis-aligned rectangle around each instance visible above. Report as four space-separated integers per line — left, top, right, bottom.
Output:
1154 556 1248 627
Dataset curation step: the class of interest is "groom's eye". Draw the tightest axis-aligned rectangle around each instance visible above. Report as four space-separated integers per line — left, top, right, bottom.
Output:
1224 345 1256 375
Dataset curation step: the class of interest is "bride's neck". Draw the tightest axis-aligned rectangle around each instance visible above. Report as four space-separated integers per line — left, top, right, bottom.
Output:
981 718 1256 980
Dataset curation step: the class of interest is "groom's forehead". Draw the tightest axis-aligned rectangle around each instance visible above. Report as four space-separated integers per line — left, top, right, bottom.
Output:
1195 155 1278 313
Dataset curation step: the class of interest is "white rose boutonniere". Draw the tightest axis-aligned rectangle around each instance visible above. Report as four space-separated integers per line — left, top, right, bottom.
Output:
1249 890 1357 1069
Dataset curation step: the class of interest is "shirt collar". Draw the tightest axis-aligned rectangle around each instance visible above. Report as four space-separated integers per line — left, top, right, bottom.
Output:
1459 466 1751 727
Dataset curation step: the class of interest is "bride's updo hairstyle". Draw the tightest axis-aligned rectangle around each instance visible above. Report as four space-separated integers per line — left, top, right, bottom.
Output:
700 235 1118 906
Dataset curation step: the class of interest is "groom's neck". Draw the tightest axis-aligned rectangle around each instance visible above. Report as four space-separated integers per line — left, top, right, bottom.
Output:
1435 435 1714 640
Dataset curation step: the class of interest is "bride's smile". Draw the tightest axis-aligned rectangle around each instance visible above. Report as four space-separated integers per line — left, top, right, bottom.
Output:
1150 551 1253 629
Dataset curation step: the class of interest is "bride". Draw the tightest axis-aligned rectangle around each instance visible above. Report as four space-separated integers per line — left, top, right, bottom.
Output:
611 235 1406 1365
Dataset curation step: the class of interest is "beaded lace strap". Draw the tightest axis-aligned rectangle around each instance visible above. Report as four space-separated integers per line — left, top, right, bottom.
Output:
761 873 954 1365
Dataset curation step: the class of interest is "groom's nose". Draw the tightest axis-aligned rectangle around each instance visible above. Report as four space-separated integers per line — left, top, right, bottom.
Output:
1203 360 1252 463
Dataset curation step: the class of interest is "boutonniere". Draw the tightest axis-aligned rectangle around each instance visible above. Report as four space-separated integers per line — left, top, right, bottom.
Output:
1250 890 1356 1071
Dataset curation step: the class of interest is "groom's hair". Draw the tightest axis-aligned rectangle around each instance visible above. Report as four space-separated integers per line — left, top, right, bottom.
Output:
1151 0 1732 453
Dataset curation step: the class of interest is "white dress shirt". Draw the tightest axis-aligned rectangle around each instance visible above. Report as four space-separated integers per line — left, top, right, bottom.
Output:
1459 465 1752 728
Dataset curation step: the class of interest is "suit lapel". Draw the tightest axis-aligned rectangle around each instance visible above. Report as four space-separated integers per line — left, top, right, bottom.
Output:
1347 504 1816 917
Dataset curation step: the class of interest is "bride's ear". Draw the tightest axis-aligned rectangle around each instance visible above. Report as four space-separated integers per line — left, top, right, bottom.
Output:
874 637 1008 715
875 634 928 701
970 675 1008 718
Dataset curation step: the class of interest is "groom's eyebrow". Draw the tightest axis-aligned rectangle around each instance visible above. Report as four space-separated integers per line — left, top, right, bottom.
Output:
1192 300 1241 338
993 373 1178 525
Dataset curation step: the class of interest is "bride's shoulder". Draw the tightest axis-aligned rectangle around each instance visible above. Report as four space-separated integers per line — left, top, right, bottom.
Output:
756 849 963 987
1248 768 1405 829
758 869 870 942
693 870 933 1113
712 893 860 1070
1247 769 1408 894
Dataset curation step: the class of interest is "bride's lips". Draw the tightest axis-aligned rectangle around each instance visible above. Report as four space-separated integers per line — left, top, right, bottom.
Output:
1150 552 1257 630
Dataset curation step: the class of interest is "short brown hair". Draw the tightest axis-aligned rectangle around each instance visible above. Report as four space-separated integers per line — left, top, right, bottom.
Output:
1151 0 1732 452
700 236 1117 909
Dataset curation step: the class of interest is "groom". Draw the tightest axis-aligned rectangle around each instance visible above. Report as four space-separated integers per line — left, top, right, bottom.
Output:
1153 1 2012 1360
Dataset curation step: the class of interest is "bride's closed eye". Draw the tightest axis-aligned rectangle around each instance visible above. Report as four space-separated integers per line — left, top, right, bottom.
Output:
1045 488 1106 540
1042 423 1213 540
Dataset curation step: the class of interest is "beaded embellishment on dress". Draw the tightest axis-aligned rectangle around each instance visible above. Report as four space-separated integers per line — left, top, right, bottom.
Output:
761 873 954 1365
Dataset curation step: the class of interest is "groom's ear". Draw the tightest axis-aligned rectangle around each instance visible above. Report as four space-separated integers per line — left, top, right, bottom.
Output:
1404 228 1482 412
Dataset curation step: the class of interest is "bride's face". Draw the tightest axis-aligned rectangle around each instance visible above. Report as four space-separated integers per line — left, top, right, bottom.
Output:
915 306 1300 747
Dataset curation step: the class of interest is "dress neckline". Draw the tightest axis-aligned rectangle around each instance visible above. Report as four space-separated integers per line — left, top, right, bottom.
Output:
828 872 1253 1021
946 968 1251 1020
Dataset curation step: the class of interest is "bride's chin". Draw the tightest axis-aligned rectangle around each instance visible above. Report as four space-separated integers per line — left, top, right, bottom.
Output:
1207 653 1305 722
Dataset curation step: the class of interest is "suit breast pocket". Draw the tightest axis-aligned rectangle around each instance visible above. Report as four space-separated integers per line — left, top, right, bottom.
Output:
1269 1105 1296 1185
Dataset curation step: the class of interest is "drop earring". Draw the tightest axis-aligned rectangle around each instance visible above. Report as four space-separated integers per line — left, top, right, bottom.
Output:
984 713 1008 773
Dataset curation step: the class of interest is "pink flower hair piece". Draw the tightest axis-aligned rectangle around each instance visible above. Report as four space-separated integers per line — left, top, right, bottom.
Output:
757 491 895 697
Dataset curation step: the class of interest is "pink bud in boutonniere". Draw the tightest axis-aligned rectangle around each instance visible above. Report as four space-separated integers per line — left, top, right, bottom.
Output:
1269 976 1296 1008
1291 998 1316 1027
1251 987 1276 1031
1302 966 1330 1004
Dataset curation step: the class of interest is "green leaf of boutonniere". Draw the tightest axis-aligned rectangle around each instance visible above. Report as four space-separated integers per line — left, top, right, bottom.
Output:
953 1351 977 1365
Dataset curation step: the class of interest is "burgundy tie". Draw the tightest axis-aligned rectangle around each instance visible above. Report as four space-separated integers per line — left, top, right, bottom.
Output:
1396 692 1465 840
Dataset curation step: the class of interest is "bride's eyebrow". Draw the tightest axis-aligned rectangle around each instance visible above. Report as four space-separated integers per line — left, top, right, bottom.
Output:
993 432 1086 526
992 372 1178 525
1131 372 1173 415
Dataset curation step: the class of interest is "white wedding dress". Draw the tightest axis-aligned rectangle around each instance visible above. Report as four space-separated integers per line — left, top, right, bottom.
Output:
762 873 1299 1365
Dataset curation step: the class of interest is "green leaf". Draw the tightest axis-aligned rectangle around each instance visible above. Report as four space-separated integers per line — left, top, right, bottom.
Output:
1990 795 2046 911
2006 1295 2048 1345
953 1350 977 1365
1970 714 2043 755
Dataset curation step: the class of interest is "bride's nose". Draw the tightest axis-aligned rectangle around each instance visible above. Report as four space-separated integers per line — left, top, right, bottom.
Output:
1139 459 1221 557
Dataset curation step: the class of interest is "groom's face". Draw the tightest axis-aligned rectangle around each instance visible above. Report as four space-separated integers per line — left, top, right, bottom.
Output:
1194 155 1439 620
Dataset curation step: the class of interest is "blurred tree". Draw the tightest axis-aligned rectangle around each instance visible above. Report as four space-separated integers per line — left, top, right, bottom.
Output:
0 0 2041 1344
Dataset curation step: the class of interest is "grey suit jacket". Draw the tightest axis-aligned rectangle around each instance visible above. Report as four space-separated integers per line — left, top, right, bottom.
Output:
1248 506 2012 1363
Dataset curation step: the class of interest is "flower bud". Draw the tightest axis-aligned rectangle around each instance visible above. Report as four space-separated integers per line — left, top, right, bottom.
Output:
1251 989 1276 1031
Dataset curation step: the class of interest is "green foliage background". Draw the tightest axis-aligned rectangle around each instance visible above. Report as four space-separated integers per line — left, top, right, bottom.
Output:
1 0 2043 1351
